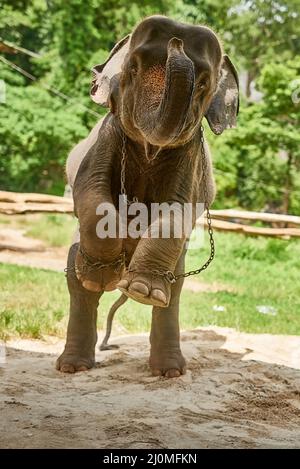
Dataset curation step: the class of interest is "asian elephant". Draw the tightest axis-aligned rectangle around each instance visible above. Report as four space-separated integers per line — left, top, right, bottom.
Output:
57 15 239 377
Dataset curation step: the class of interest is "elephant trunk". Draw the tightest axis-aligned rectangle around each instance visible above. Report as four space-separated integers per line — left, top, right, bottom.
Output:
137 37 195 147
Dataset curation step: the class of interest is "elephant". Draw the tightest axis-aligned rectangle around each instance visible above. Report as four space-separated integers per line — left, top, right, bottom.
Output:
57 15 239 378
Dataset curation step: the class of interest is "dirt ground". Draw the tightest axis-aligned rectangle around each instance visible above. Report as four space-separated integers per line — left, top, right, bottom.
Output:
1 327 300 449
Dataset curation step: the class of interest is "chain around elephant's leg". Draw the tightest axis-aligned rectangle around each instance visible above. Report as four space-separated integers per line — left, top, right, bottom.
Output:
56 243 102 373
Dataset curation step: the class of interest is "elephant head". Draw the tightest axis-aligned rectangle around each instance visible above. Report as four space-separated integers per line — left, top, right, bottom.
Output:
91 16 239 146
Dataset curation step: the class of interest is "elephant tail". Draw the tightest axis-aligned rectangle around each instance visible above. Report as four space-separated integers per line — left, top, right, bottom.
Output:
99 293 128 350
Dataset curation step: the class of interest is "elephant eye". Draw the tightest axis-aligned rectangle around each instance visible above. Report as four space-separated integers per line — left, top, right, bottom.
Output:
130 65 138 77
197 80 207 91
197 73 209 91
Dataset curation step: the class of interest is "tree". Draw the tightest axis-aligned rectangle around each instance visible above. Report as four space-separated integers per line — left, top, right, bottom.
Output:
175 0 300 97
217 58 300 213
0 0 299 211
224 0 300 97
0 82 87 193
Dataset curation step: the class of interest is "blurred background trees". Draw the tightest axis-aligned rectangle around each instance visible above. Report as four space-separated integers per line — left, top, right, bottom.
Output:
0 0 299 213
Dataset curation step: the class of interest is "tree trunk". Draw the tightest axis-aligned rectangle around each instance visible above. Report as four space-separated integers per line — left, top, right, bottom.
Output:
245 69 256 99
282 152 293 217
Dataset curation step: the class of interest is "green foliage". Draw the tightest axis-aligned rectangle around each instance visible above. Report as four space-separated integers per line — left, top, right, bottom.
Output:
224 0 300 71
0 0 299 212
216 57 300 213
0 82 87 192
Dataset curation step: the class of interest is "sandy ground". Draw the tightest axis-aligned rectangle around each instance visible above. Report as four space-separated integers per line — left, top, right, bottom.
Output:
1 241 299 448
0 247 67 272
1 327 300 449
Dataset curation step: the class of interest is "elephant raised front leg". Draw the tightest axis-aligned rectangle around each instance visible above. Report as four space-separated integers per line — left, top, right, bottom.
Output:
74 191 124 293
72 127 125 293
56 243 101 372
149 251 186 377
118 208 186 308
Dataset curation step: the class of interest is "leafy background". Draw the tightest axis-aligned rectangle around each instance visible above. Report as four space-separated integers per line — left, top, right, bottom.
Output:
0 0 299 213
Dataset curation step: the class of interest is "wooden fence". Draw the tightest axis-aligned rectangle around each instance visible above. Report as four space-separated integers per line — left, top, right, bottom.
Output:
1 190 300 240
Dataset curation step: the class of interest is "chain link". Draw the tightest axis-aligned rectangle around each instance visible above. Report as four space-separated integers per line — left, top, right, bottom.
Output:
174 125 215 281
120 133 138 206
127 268 177 284
64 248 125 276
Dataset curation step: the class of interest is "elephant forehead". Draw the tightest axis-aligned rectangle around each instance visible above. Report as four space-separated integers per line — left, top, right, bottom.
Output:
130 42 167 69
132 16 220 51
130 25 221 75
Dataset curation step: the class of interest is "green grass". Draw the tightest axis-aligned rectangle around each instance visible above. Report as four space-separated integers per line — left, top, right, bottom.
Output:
26 214 77 247
1 230 300 339
0 213 77 247
185 232 300 334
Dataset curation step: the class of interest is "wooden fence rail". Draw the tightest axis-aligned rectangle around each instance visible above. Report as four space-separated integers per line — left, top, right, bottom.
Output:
1 190 300 239
209 209 300 227
198 218 300 239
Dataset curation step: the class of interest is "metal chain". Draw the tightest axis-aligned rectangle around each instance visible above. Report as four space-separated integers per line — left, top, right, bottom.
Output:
64 248 125 276
120 133 138 205
120 132 127 200
173 125 215 282
127 268 177 284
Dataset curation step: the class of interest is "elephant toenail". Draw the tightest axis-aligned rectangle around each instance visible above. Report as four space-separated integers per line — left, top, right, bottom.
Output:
151 289 167 305
117 279 129 290
76 365 89 372
152 369 163 376
165 369 181 378
129 281 149 297
60 364 75 373
82 280 102 292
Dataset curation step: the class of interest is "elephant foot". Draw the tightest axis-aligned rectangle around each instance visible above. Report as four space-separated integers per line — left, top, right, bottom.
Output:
75 247 124 293
149 349 186 378
117 270 171 307
56 351 95 373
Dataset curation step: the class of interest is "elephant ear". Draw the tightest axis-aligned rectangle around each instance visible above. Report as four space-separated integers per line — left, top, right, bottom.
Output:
205 55 239 135
90 34 131 106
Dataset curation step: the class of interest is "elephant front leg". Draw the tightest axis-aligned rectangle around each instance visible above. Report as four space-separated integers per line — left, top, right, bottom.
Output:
149 253 186 377
118 207 186 307
56 244 102 373
75 191 124 293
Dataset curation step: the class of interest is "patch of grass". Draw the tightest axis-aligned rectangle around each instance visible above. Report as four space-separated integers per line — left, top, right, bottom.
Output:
0 265 68 339
1 230 300 339
0 215 10 225
0 213 77 247
184 231 300 334
0 263 151 340
25 214 77 247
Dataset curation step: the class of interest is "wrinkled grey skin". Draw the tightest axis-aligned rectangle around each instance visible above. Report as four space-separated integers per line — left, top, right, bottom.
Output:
57 15 239 378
